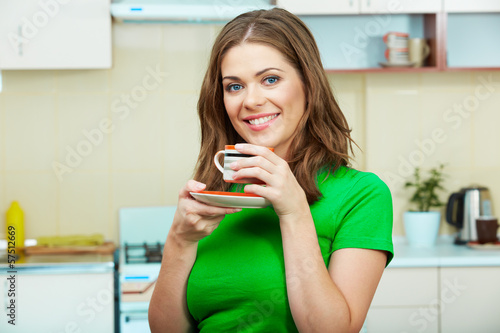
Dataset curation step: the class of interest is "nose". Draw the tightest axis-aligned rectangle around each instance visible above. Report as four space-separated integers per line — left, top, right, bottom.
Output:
243 85 265 110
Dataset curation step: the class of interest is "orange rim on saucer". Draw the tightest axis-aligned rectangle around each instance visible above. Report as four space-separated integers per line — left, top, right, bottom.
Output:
199 191 262 197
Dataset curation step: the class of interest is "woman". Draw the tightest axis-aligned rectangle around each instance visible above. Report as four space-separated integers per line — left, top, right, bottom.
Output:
149 8 393 333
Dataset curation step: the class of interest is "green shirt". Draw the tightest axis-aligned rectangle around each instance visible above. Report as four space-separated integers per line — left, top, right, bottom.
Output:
186 166 394 332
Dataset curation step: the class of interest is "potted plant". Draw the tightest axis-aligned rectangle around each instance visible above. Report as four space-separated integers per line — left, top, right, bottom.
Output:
403 164 447 247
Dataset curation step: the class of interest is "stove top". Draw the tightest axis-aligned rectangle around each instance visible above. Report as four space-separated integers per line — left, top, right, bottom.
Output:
124 242 164 264
118 206 176 280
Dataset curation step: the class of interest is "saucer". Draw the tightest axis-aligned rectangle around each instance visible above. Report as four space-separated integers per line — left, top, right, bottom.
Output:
190 191 271 209
379 61 416 68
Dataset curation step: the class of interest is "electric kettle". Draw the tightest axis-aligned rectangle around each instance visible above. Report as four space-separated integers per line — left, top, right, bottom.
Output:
446 186 494 244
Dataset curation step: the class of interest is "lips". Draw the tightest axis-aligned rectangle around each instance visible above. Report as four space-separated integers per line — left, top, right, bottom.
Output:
248 114 278 125
243 113 280 131
243 113 279 131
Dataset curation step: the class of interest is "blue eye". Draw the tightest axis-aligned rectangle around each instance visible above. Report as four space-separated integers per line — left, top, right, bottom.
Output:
226 84 242 92
264 76 279 85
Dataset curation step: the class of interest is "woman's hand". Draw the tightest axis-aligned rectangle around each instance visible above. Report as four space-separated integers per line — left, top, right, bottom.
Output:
171 180 241 245
231 143 309 219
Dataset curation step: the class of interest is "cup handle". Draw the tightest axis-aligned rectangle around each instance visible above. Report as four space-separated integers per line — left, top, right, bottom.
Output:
214 150 225 173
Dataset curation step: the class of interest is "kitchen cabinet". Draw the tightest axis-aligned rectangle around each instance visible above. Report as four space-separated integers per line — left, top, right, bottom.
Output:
0 0 111 70
444 0 500 13
277 0 500 72
364 268 439 333
299 13 443 72
277 0 442 15
360 0 442 14
0 255 115 332
440 267 500 332
446 12 500 69
362 239 500 333
276 0 360 15
368 266 500 333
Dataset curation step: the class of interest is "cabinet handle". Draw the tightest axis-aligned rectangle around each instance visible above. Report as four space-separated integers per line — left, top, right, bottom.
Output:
349 0 353 6
125 314 148 322
367 0 371 7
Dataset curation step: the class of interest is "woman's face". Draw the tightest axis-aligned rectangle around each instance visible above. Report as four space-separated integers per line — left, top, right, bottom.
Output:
221 43 307 159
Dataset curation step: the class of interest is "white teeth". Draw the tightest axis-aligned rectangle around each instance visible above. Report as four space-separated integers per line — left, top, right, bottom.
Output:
248 114 277 125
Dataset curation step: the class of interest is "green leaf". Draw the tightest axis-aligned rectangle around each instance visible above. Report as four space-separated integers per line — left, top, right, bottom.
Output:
403 164 448 213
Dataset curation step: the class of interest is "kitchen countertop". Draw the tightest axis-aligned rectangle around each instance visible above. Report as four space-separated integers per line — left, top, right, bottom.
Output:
389 236 500 268
3 237 500 271
0 252 115 274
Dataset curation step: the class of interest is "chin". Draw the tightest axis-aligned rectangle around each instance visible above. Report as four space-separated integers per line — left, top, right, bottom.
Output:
247 138 276 148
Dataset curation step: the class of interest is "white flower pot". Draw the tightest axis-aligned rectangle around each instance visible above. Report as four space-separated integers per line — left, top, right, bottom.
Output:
404 211 441 247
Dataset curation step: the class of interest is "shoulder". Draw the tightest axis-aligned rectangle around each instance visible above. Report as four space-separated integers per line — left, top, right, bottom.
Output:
318 166 392 202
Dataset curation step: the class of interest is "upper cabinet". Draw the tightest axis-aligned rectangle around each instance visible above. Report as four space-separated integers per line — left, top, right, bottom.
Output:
360 0 442 14
277 0 500 72
0 0 111 70
277 0 442 15
445 1 500 69
276 0 360 15
444 0 500 13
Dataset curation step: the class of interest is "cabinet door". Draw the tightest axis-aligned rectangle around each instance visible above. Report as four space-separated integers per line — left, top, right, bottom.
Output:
371 267 439 306
360 0 442 13
446 12 500 68
0 0 111 69
364 267 440 333
365 307 439 333
444 0 500 12
440 267 500 333
0 271 114 332
276 0 360 15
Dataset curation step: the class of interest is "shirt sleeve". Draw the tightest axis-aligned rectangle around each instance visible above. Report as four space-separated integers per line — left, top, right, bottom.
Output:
332 172 394 266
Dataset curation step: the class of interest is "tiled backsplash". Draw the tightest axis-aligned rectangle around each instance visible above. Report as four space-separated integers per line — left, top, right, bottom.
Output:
1 23 499 241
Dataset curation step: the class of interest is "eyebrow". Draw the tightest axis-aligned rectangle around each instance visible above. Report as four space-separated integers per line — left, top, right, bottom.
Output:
222 67 284 81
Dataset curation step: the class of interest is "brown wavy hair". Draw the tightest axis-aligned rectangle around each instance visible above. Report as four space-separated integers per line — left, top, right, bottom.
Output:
194 8 355 204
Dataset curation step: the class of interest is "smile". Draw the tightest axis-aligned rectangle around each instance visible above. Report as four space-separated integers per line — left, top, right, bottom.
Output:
247 114 278 125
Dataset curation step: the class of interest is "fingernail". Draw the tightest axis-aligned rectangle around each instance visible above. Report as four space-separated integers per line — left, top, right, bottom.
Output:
196 183 205 190
230 162 237 169
235 143 243 149
233 208 242 213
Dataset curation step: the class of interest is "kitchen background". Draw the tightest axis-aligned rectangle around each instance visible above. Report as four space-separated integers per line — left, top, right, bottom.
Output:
0 21 499 243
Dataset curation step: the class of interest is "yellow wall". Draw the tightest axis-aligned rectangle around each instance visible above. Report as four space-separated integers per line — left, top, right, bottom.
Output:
1 23 499 242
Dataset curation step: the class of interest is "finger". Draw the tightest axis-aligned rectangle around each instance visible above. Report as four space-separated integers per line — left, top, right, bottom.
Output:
230 155 276 174
232 166 273 185
234 143 281 164
243 184 268 198
179 180 206 198
187 195 242 216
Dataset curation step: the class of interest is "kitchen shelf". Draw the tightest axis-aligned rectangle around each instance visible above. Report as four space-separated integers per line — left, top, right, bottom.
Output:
301 13 444 73
444 67 500 72
299 10 500 73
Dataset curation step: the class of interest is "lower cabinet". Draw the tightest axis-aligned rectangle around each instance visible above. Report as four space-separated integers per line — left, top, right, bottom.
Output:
364 267 439 333
1 270 114 332
364 266 500 333
440 267 500 332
